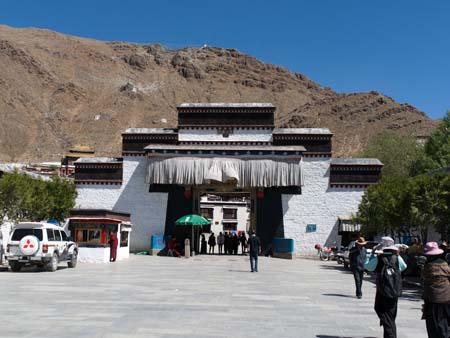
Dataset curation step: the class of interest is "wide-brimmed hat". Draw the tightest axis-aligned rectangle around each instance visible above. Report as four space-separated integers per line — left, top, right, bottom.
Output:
356 237 368 246
424 242 444 256
374 236 399 253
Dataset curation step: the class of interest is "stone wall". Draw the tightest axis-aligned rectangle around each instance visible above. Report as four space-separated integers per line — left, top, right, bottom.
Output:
282 158 366 256
178 128 272 142
75 157 168 252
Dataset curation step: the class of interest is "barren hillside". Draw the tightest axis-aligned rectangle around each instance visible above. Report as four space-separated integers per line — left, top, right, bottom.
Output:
0 25 437 161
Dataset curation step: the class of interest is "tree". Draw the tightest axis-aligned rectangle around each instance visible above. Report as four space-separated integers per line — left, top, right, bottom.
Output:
357 111 450 242
0 172 77 223
423 111 450 170
410 111 450 174
357 177 412 238
358 131 423 178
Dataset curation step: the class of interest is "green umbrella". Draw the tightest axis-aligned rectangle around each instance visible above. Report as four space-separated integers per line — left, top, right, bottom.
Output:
175 214 210 254
175 214 210 226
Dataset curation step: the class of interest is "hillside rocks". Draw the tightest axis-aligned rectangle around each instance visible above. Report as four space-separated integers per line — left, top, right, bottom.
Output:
0 24 437 161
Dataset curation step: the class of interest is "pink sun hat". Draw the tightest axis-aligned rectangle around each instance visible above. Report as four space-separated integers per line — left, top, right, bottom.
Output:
424 242 444 256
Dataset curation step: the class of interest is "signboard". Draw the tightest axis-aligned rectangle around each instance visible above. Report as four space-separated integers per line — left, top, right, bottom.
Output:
306 224 317 233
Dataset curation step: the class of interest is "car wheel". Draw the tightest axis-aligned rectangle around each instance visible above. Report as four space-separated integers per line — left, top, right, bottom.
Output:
9 261 22 272
68 251 77 268
46 253 58 272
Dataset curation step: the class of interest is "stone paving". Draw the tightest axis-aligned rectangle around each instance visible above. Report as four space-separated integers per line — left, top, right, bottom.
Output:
0 255 427 338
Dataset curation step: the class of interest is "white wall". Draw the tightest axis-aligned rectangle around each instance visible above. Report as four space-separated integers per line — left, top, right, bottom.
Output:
178 128 272 143
202 203 249 234
75 157 168 252
282 158 366 256
78 247 110 263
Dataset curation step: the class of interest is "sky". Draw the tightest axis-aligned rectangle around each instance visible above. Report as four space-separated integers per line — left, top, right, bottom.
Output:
0 1 448 119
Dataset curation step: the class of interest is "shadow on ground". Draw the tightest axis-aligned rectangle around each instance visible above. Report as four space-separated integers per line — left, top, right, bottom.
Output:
322 293 355 299
0 265 68 273
316 335 377 338
320 262 423 301
320 264 351 273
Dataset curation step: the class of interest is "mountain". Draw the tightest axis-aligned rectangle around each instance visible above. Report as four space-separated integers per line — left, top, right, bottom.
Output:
0 25 437 161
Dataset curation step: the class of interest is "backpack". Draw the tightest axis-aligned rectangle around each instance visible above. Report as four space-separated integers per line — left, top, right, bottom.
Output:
378 255 402 298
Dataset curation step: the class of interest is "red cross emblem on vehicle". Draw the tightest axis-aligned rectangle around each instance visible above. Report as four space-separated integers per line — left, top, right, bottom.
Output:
23 239 34 249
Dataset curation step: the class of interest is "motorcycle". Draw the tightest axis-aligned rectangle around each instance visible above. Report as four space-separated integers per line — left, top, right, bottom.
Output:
314 243 334 261
336 247 347 265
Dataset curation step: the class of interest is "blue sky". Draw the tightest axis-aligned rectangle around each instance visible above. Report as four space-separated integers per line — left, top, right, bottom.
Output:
0 1 448 119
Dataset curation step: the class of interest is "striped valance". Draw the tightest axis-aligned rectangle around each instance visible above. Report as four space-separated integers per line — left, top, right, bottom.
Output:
146 157 302 188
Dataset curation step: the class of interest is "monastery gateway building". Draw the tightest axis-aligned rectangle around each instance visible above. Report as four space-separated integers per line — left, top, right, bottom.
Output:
73 103 382 256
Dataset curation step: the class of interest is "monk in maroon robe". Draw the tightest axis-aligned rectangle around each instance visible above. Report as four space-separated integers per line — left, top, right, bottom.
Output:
109 231 118 262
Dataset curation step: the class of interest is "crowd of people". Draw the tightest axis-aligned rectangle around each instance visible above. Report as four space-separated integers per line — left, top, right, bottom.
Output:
200 231 248 255
348 236 450 338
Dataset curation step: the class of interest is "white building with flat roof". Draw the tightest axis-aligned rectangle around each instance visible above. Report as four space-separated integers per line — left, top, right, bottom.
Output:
74 103 383 256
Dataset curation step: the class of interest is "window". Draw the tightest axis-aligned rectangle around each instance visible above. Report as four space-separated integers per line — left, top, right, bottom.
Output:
12 229 43 241
223 223 237 231
74 228 109 247
200 208 214 220
76 229 88 242
61 231 69 241
223 208 237 220
120 231 129 247
55 230 62 241
46 229 55 241
88 230 101 242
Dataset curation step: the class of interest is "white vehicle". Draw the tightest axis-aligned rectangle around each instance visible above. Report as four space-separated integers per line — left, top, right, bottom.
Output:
5 222 78 272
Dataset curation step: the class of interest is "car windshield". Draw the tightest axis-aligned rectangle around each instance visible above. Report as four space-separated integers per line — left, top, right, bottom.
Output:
11 228 43 241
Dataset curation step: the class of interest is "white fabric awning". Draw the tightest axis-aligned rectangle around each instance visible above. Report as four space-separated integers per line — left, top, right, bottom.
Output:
339 220 361 232
146 157 302 188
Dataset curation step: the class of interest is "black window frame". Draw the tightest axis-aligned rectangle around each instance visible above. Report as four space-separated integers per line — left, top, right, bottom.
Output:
61 231 69 241
46 229 55 241
54 230 62 241
11 228 43 241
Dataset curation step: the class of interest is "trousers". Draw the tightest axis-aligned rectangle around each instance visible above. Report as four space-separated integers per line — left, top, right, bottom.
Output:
250 255 258 272
352 269 364 297
375 291 398 338
424 302 450 338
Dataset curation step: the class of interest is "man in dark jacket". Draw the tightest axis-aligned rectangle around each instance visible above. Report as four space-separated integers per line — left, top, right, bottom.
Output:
208 232 216 254
248 231 261 272
349 237 368 299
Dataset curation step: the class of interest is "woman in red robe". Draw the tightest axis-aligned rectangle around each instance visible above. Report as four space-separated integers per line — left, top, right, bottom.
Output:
109 231 118 262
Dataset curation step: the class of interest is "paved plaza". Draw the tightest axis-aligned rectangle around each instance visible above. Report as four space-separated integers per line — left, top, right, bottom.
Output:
0 256 426 338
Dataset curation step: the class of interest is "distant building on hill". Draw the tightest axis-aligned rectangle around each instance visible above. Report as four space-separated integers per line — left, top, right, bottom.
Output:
60 145 95 178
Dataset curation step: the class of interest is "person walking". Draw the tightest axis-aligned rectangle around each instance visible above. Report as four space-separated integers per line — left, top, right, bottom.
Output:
200 234 207 254
109 231 119 262
422 242 450 338
349 237 368 299
248 231 261 272
217 232 225 255
208 232 216 254
239 232 247 254
366 237 407 338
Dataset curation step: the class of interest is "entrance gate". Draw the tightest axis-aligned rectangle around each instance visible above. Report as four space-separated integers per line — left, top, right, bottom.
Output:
157 183 290 253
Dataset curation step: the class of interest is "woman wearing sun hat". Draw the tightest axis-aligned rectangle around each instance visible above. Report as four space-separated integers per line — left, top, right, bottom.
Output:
349 236 368 299
422 241 450 338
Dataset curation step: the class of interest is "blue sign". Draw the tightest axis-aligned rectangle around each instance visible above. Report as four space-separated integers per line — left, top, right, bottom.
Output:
306 224 317 233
